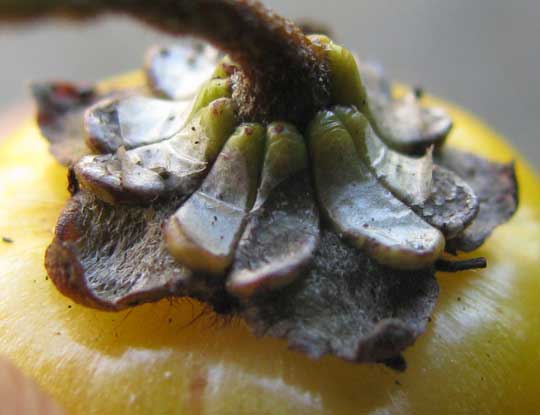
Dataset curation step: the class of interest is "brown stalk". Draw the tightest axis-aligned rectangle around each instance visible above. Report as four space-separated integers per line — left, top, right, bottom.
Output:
0 0 330 127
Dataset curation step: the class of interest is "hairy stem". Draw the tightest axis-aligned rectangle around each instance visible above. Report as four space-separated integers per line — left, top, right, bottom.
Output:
0 0 330 126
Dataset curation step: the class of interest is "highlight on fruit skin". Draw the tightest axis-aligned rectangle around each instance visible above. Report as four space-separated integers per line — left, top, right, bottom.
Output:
1 0 519 367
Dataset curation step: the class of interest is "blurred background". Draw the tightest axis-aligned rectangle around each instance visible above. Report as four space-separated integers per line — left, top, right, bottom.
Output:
0 0 538 166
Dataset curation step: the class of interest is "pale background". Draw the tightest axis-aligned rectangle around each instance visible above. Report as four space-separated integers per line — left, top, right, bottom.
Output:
0 0 538 166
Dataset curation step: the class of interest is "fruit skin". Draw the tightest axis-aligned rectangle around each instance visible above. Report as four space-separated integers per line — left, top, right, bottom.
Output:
0 73 539 415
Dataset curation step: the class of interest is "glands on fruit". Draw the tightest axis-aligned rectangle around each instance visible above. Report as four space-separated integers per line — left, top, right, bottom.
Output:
1 91 538 415
0 0 520 369
0 1 538 414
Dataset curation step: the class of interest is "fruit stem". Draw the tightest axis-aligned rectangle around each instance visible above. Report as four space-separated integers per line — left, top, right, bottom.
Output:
0 0 330 127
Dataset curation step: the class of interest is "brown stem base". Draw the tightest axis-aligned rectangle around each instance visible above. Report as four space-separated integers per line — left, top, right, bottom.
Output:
0 0 330 127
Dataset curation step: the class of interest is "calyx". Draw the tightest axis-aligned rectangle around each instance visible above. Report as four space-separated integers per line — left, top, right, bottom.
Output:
4 0 518 368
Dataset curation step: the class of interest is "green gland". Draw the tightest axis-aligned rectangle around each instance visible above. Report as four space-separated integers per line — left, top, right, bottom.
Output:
227 122 319 298
164 123 266 275
308 109 445 270
188 77 232 121
309 34 368 114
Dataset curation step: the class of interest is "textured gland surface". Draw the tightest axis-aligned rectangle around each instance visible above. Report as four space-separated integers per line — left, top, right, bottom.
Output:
229 172 320 296
414 165 479 238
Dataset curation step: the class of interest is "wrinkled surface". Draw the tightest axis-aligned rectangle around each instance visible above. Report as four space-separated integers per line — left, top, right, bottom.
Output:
32 82 103 165
244 229 439 366
333 106 480 240
75 98 236 204
414 165 479 238
145 42 221 101
364 120 433 206
437 149 519 252
335 105 433 206
85 95 193 153
309 110 445 270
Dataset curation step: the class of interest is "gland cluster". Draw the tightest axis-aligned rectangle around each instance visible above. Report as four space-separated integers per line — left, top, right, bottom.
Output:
14 0 518 367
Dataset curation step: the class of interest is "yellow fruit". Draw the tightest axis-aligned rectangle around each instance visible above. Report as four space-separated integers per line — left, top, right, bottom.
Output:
0 73 539 415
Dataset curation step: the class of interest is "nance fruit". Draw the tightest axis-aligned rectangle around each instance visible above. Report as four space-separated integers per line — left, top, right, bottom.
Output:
0 1 538 414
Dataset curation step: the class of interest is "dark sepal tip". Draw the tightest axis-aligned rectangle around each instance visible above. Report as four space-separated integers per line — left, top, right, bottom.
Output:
435 257 487 273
